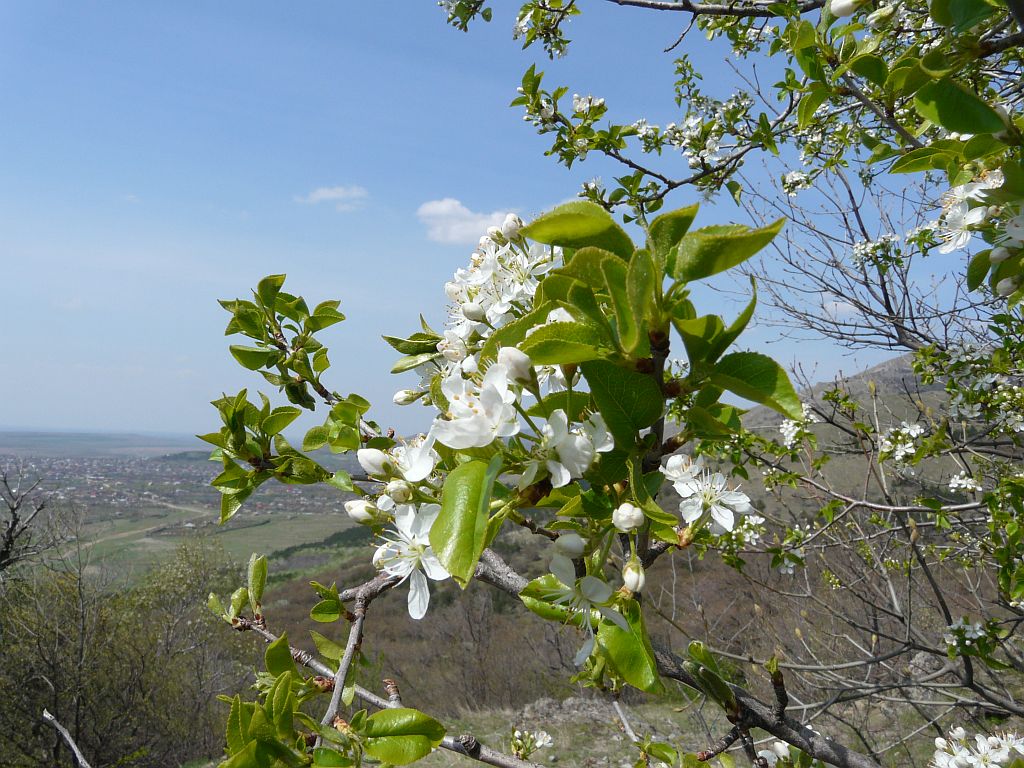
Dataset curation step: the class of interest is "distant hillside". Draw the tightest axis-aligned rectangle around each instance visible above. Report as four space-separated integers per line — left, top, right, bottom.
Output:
743 353 945 431
0 431 205 458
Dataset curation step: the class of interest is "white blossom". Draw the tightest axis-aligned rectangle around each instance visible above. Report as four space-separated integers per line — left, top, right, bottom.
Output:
373 504 449 620
546 553 629 664
675 471 753 533
432 364 521 449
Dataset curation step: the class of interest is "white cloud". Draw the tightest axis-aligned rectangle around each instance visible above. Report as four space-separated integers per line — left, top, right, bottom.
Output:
416 198 510 245
295 185 369 212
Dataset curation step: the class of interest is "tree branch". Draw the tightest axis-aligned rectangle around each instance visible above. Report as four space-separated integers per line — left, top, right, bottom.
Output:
42 709 93 768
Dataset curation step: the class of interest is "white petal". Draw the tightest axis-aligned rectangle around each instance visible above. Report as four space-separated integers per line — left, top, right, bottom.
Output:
407 569 430 620
574 634 595 666
412 503 441 538
710 503 735 532
547 460 571 488
579 576 612 604
549 553 577 587
420 552 450 581
600 606 631 633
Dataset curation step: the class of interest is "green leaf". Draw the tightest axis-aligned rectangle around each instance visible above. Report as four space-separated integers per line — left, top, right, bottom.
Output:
967 250 992 291
580 361 664 447
526 391 593 422
310 631 345 663
391 352 440 374
625 249 658 356
709 352 800 418
670 219 784 282
382 333 441 355
226 696 254 754
312 748 352 767
247 553 267 610
362 708 446 765
230 345 275 371
229 586 249 619
521 201 635 260
555 247 624 291
915 79 1006 135
311 598 342 623
930 0 994 31
518 322 615 365
648 204 699 261
262 407 301 436
303 425 329 451
257 274 286 310
265 632 298 677
889 146 956 174
596 599 665 693
430 455 502 588
797 88 829 129
848 54 888 87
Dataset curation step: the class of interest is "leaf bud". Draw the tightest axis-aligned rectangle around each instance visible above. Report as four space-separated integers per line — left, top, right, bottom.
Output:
612 502 645 532
554 532 586 557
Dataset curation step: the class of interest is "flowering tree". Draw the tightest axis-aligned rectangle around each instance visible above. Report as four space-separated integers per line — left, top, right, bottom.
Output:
182 3 1024 768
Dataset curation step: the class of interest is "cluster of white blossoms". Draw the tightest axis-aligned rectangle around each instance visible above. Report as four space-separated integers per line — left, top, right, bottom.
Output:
757 741 792 767
932 726 1024 767
936 172 1004 255
510 729 553 760
949 471 983 494
779 403 819 449
850 233 901 269
944 618 987 650
781 170 813 197
878 421 925 463
572 93 605 115
370 222 624 618
663 454 753 534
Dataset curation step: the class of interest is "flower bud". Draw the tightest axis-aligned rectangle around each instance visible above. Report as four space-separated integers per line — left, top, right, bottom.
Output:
461 301 487 322
497 346 533 383
393 389 422 406
990 246 1012 264
357 448 392 477
501 213 524 239
345 499 377 524
486 226 502 241
554 532 586 557
622 561 645 593
828 0 866 16
996 276 1020 297
865 3 894 26
386 479 414 503
612 502 645 532
772 742 791 759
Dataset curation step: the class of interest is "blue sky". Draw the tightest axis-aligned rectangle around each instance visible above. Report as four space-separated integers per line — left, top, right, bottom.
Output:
0 2 891 437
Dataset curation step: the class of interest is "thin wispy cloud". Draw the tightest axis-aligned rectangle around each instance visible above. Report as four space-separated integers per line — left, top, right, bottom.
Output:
295 185 369 212
416 198 511 245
